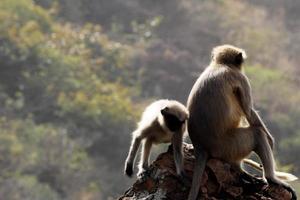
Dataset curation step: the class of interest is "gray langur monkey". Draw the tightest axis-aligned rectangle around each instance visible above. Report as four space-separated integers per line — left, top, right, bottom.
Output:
187 45 297 200
124 99 189 179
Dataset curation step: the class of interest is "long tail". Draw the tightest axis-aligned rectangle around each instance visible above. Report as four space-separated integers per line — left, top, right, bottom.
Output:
188 150 207 200
243 159 298 182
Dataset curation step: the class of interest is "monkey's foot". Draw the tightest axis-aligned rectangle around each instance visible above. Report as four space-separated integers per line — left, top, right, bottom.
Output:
137 169 151 182
267 178 297 200
176 171 192 187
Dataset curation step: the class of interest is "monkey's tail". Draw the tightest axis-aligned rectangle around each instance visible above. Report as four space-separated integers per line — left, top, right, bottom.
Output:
243 159 298 182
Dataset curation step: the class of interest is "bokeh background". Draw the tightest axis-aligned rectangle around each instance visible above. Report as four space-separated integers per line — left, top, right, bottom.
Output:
0 0 300 199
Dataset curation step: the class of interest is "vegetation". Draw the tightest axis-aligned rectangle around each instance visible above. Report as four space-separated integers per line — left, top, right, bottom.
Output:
0 0 299 199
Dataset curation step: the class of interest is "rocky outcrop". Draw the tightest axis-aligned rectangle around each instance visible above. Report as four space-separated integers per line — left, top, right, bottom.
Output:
119 143 295 200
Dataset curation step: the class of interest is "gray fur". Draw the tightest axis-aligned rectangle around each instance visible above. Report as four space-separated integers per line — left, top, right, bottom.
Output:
124 99 189 178
187 45 294 200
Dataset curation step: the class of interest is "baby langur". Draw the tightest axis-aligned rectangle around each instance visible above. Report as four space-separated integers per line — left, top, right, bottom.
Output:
124 99 189 179
187 45 297 200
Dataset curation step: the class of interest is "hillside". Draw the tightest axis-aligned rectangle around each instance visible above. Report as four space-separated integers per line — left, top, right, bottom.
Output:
0 0 299 199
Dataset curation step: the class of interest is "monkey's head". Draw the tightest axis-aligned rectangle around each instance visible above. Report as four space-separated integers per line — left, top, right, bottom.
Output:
211 44 247 69
160 101 189 132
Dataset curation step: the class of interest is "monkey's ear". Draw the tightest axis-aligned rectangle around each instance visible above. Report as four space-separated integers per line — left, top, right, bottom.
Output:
235 52 244 65
161 107 169 116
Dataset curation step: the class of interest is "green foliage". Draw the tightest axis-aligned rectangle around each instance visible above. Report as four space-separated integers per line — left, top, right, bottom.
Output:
0 0 299 198
246 66 300 180
0 0 51 32
0 0 140 198
0 175 59 200
246 65 300 136
0 117 97 199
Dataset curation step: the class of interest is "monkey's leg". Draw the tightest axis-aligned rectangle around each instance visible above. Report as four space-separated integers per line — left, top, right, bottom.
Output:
220 127 256 163
254 128 297 199
137 138 152 178
187 146 207 200
217 128 265 186
124 133 143 177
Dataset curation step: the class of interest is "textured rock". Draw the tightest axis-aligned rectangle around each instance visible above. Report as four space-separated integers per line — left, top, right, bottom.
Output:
119 143 295 200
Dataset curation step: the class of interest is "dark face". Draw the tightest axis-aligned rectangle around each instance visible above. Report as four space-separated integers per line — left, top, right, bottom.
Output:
161 109 185 132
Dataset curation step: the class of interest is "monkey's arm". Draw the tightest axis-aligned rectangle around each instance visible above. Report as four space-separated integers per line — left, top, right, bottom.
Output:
124 126 152 177
234 85 274 149
248 109 274 149
172 131 184 176
171 131 192 186
234 84 252 119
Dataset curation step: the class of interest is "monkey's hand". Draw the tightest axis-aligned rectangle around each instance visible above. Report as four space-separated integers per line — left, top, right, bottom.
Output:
266 177 297 200
124 162 133 177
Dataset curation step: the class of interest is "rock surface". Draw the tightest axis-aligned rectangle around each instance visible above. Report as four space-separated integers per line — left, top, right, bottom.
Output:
119 143 295 200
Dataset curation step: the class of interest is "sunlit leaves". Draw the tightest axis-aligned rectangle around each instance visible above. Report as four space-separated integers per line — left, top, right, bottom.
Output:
0 0 140 198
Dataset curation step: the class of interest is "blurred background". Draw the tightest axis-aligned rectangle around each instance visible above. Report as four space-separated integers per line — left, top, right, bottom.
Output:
0 0 299 199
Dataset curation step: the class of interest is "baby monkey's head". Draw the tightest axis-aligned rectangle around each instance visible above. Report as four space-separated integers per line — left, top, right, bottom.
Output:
160 101 189 132
211 44 247 69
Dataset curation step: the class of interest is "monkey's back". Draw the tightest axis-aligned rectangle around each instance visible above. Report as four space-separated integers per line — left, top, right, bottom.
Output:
137 99 186 144
136 100 170 142
187 66 243 150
